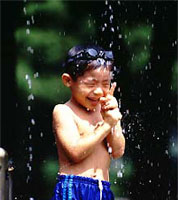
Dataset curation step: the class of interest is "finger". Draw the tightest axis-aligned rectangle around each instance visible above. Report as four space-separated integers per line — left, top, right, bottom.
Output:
118 112 122 120
102 100 118 110
109 82 117 96
99 97 108 103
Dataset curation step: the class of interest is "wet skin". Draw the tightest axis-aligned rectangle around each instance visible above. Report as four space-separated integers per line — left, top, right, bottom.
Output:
53 67 125 181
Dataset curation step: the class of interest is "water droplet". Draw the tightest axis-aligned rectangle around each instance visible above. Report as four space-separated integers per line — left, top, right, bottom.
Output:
109 5 113 11
31 15 35 24
29 147 32 152
29 134 32 139
31 119 35 125
27 46 34 54
27 20 30 25
26 29 30 35
108 147 112 154
28 106 31 111
28 79 32 89
23 7 27 15
109 41 113 48
118 34 122 39
34 72 39 78
29 153 33 161
165 149 169 155
28 94 34 101
25 74 29 80
26 175 30 183
111 27 114 32
135 144 141 149
110 15 113 23
117 170 123 178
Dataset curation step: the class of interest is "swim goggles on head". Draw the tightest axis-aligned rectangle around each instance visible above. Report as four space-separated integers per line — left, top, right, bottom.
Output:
67 48 114 63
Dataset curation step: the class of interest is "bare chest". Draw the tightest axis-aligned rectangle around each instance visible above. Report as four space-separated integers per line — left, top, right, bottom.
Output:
74 114 102 137
75 119 95 136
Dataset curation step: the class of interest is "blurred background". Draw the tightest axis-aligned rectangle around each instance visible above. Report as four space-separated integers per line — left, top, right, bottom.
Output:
1 1 177 200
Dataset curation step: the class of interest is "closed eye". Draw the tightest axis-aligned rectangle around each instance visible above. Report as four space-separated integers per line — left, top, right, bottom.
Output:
102 81 110 87
85 82 95 87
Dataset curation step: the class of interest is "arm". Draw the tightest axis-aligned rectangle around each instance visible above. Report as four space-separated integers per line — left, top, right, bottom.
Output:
100 82 125 159
53 104 112 163
106 120 125 159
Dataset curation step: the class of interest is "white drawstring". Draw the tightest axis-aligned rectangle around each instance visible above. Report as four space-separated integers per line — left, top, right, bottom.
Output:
98 179 103 200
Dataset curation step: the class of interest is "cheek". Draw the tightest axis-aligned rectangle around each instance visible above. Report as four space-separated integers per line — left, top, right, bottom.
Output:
78 86 91 96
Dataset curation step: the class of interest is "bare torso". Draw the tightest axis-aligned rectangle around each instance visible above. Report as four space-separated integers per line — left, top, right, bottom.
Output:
56 103 111 181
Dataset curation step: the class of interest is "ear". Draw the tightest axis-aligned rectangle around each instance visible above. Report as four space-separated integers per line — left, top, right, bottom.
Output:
62 73 73 87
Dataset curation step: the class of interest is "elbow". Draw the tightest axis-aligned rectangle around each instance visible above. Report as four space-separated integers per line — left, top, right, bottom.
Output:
112 147 125 159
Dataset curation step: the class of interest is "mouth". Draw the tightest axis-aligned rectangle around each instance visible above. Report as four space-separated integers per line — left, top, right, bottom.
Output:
87 97 99 105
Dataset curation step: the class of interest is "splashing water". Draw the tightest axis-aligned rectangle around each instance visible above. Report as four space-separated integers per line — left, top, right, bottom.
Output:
8 1 177 199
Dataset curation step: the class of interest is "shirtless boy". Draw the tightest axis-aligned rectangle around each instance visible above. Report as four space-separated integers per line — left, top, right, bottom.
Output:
51 44 125 200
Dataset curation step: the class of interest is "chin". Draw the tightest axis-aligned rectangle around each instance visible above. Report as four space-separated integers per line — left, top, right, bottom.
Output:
87 104 99 111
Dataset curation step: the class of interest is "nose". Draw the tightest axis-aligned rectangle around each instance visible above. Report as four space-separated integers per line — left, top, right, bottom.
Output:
93 87 103 96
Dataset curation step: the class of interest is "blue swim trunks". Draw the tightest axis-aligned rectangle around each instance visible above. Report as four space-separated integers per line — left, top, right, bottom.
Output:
51 174 114 200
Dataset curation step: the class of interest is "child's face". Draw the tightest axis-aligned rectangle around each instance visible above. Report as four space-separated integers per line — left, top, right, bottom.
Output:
70 67 112 110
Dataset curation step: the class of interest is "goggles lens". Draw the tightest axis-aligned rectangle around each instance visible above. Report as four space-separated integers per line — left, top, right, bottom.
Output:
68 48 114 63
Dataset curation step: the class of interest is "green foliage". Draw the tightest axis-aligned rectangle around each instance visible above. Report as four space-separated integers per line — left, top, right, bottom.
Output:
122 25 152 72
15 28 79 64
130 51 150 72
26 0 67 17
125 26 152 44
110 158 133 197
15 0 96 103
41 158 58 182
16 58 71 104
40 158 59 198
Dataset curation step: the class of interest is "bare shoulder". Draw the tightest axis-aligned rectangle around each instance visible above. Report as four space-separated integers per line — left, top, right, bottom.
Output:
53 104 72 114
52 104 79 138
53 104 74 123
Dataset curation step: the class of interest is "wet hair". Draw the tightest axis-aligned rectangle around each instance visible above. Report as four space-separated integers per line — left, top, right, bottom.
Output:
63 44 114 81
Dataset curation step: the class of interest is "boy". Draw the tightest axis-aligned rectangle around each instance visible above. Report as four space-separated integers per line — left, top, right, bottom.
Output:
51 44 125 200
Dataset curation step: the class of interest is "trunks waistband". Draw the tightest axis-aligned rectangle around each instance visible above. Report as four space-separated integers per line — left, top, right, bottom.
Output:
57 174 111 187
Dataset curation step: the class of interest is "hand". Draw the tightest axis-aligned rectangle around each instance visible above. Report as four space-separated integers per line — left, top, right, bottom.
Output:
100 82 122 127
100 82 118 110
